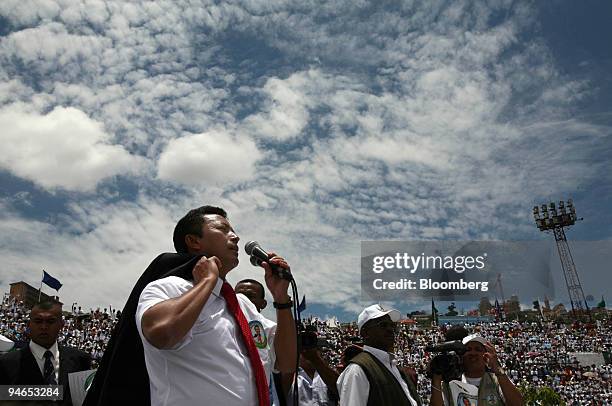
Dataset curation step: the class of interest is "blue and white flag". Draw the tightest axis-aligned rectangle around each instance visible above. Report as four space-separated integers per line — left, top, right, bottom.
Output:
42 270 62 291
297 295 306 313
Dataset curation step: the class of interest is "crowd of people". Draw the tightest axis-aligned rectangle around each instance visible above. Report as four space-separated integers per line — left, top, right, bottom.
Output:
2 294 610 404
1 295 117 368
304 316 612 405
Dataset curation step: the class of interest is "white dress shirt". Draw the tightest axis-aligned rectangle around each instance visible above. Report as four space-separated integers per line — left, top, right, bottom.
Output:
136 276 277 406
336 345 417 406
289 367 333 406
29 340 59 384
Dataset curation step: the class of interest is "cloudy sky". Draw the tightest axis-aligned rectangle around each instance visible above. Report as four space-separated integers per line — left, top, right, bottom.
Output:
1 0 611 321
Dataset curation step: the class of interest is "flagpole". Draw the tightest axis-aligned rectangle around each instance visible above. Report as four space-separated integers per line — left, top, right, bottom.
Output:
38 270 43 302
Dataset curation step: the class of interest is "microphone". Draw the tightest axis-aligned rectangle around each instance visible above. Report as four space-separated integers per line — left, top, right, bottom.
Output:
244 241 293 281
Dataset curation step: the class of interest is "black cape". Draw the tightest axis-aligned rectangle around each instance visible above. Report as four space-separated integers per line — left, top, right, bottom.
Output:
83 252 204 406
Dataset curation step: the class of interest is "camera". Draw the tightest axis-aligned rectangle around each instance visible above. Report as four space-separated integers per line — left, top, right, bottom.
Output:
426 340 466 381
299 324 318 350
298 324 330 350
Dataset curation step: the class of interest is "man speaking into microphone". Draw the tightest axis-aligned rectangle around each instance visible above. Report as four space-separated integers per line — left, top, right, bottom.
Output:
84 205 296 406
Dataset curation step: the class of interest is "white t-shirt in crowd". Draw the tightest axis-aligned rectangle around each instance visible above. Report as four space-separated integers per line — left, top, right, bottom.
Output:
443 374 507 406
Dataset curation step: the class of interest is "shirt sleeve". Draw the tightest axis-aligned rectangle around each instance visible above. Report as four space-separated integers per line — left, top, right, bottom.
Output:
337 363 370 406
135 277 193 350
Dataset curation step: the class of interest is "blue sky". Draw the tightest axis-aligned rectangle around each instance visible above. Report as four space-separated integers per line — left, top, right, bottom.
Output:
0 1 611 322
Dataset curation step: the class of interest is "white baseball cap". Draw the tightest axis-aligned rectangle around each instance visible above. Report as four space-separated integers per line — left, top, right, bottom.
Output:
357 304 400 333
462 334 488 346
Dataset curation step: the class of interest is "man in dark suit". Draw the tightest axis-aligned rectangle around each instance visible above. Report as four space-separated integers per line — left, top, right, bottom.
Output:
0 300 92 405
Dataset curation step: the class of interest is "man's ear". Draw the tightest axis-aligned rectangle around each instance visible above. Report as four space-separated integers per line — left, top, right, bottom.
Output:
184 234 200 251
261 299 267 310
360 326 369 341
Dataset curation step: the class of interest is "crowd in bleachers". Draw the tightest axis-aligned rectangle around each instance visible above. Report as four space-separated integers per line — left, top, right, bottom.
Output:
0 296 118 368
1 295 610 404
305 316 612 405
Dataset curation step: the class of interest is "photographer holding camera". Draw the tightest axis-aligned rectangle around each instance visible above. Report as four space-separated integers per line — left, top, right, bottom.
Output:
283 325 339 405
428 327 523 406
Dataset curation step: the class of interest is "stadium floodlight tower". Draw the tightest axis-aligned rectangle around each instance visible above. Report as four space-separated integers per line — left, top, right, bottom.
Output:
533 199 590 320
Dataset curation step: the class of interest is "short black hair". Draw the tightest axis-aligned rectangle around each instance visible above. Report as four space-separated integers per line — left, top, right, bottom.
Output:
343 345 363 363
236 279 265 299
31 300 62 314
444 325 469 341
173 206 227 253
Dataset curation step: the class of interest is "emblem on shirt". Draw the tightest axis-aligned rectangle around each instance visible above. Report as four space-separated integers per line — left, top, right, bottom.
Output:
457 394 477 406
249 320 267 348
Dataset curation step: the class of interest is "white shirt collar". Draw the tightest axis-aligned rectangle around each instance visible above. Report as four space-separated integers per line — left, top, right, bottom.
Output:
363 345 395 367
460 373 482 387
212 277 224 297
189 277 224 297
29 340 59 360
297 367 316 384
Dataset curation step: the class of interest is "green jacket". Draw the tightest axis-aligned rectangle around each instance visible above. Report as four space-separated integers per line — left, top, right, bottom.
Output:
349 351 422 406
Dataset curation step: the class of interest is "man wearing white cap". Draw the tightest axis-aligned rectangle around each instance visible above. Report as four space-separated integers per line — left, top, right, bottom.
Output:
336 304 421 406
429 332 523 406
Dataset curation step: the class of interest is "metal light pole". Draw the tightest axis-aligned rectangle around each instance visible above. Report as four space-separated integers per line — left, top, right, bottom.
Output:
533 199 590 320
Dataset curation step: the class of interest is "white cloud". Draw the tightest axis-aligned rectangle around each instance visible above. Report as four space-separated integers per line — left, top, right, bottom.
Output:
157 128 262 186
0 104 147 191
0 0 61 27
0 23 111 77
331 134 451 169
243 71 318 141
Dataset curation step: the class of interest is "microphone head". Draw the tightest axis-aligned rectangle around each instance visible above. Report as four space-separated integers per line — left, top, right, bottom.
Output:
244 241 260 255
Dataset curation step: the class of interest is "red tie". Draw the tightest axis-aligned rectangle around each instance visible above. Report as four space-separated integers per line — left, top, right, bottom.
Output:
220 282 270 406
